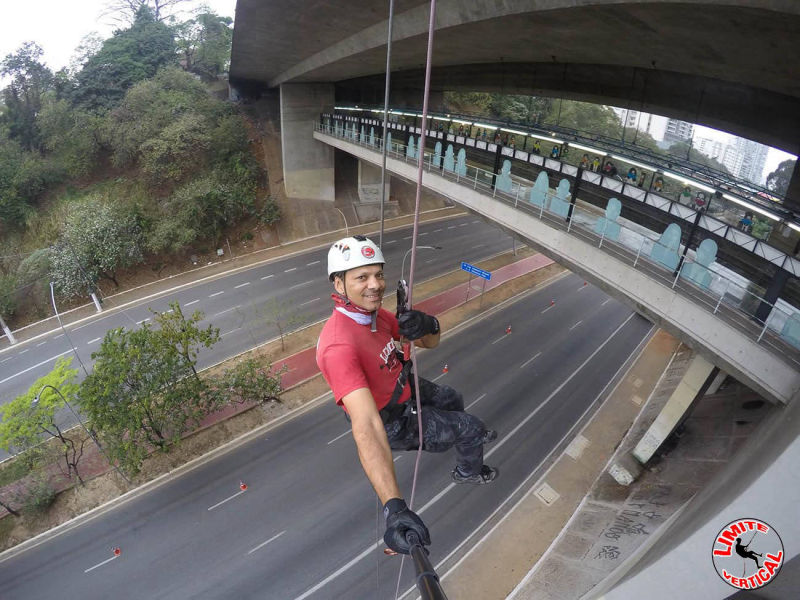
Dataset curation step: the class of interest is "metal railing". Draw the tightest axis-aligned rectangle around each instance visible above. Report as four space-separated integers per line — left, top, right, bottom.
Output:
316 122 800 365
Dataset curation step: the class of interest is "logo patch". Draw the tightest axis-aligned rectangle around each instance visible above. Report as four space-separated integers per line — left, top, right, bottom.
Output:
712 518 783 590
361 246 375 259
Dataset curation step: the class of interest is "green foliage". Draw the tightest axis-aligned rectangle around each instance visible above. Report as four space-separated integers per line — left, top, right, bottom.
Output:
259 298 306 351
0 274 18 319
78 307 220 475
16 248 52 317
175 11 233 81
766 159 795 196
666 141 730 173
258 197 282 227
213 358 283 406
0 42 53 151
0 357 86 482
50 195 144 298
16 472 57 514
71 7 177 112
139 113 211 185
37 99 102 178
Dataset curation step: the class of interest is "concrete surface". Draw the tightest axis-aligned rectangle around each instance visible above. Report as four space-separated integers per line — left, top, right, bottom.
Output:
230 0 800 155
314 131 800 406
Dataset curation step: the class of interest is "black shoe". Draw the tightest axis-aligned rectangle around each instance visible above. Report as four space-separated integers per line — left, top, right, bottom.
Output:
483 429 498 444
451 465 498 485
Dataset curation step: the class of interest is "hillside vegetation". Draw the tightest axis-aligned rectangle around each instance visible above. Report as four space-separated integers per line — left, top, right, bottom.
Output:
0 5 277 325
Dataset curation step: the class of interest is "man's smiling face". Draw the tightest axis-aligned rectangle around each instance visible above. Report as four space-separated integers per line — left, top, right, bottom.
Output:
335 264 386 311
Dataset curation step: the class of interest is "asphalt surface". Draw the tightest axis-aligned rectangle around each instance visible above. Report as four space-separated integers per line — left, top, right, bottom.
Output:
0 215 514 457
0 271 653 599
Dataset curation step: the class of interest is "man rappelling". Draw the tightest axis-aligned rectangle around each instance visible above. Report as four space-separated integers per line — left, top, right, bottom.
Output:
316 235 498 555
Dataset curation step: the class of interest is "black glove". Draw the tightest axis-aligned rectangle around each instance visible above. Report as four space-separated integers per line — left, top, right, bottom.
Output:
383 498 430 554
398 310 439 341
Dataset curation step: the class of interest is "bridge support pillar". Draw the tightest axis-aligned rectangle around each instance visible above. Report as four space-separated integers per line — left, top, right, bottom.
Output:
632 354 717 465
755 268 790 324
357 160 390 204
280 83 335 201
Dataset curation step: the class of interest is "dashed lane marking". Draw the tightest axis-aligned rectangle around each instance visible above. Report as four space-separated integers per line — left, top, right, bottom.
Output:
213 306 240 317
19 349 29 355
247 531 286 555
261 274 274 280
465 393 487 410
36 341 46 347
87 338 101 345
447 226 456 229
601 299 611 306
520 352 542 369
208 489 247 511
299 297 321 307
491 335 509 345
84 553 120 574
284 267 297 273
209 291 225 298
403 235 413 240
541 305 554 314
54 334 64 340
289 281 313 290
385 240 397 244
459 223 468 227
0 350 72 385
234 282 251 289
137 318 150 325
433 228 442 232
306 260 321 266
185 300 200 306
1 357 13 364
220 327 242 338
569 320 583 331
327 429 352 445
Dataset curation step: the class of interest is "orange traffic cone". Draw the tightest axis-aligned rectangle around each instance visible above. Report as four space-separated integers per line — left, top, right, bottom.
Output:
442 364 449 374
550 299 555 306
240 481 248 491
113 547 121 556
506 325 512 334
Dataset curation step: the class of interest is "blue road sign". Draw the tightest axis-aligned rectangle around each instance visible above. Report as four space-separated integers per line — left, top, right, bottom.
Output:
461 261 491 280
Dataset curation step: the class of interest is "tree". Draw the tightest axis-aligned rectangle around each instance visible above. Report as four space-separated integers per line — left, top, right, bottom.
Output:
0 357 86 483
212 358 284 406
174 11 233 81
150 301 220 378
666 141 730 173
71 7 177 111
50 196 143 298
139 112 212 185
0 42 53 151
78 320 218 475
259 297 306 351
103 0 194 24
766 159 795 196
37 99 102 178
16 248 53 317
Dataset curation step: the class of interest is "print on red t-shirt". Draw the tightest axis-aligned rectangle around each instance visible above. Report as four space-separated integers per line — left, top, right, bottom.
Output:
316 308 411 411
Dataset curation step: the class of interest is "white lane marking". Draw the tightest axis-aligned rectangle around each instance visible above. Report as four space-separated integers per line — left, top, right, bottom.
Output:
209 291 225 298
307 260 321 266
284 267 297 273
234 282 251 289
247 531 286 555
403 235 413 240
165 309 174 314
137 318 150 325
54 334 64 340
459 223 468 227
473 244 486 249
393 456 402 462
431 372 447 382
220 327 242 338
520 352 542 369
465 393 486 410
289 281 313 290
419 232 428 236
569 320 583 331
425 259 435 263
385 240 397 244
84 554 119 574
36 341 46 347
293 315 637 600
601 299 611 306
261 274 274 280
87 338 101 345
491 335 508 345
213 306 240 317
471 220 479 223
185 300 200 306
1 357 13 364
577 285 586 291
0 350 73 387
299 297 321 307
327 429 352 445
447 226 456 229
19 349 29 355
541 305 554 314
208 489 247 511
433 228 442 232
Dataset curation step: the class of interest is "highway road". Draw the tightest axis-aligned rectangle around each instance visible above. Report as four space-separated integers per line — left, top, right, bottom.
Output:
0 271 654 599
0 214 514 450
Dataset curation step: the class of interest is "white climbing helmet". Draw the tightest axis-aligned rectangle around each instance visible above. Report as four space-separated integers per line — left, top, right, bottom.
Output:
327 235 385 281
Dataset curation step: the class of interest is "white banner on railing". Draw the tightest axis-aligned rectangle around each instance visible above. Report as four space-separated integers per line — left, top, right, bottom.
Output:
502 147 514 157
562 164 578 176
624 185 646 201
545 158 561 171
670 202 697 221
582 170 601 184
602 178 623 192
646 193 671 211
515 150 529 161
754 242 787 266
726 227 758 252
530 155 544 166
699 215 727 235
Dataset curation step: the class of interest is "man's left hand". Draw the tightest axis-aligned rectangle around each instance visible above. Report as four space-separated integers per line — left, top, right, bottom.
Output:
398 310 439 340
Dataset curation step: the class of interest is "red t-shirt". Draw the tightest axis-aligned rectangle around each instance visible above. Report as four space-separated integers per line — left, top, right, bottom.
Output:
316 307 411 410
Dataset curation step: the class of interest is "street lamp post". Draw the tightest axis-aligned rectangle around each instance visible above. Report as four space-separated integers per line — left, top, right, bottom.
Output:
402 245 442 283
34 384 130 484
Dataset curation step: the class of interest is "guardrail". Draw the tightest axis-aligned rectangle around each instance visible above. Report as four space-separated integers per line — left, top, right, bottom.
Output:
316 122 800 366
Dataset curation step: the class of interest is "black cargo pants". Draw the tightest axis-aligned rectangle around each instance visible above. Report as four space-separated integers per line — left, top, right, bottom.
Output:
383 377 487 476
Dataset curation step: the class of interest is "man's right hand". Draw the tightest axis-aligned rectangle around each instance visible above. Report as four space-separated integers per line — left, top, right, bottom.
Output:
383 498 430 554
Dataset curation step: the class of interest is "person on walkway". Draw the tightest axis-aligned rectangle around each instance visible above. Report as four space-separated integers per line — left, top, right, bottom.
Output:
550 145 560 158
591 156 600 172
316 236 498 555
532 140 541 155
580 154 590 169
735 537 763 570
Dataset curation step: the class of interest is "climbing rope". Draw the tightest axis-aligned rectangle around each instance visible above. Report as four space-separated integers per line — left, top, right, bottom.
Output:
741 530 759 577
391 0 439 597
